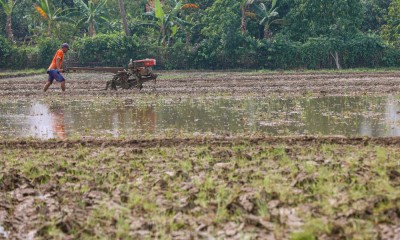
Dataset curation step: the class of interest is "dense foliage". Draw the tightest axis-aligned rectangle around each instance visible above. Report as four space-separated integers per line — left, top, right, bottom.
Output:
0 0 399 70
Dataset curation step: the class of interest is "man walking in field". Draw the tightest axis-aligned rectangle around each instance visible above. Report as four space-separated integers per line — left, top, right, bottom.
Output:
43 43 69 92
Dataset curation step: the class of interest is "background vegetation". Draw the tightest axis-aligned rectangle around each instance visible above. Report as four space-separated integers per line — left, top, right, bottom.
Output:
0 0 399 70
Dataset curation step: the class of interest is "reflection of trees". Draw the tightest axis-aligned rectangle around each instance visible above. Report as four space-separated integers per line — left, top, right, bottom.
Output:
360 95 400 137
155 99 248 134
111 107 157 135
0 102 31 137
299 96 387 136
151 97 392 136
64 103 156 136
383 95 400 136
3 96 396 139
52 97 400 137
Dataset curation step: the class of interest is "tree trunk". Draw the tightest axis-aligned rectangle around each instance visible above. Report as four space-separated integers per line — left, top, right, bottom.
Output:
47 21 52 37
331 51 341 69
6 15 13 41
118 0 130 36
161 24 166 47
185 31 190 50
89 20 95 37
240 5 246 34
263 25 272 39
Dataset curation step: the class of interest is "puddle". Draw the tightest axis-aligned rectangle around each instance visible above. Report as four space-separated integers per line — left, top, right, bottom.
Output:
1 96 400 139
0 225 8 239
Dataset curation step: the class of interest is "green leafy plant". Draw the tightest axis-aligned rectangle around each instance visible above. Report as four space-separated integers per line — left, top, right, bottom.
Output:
0 0 18 40
70 0 109 37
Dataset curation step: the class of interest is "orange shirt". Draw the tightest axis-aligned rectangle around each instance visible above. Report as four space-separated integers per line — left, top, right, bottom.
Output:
48 49 64 70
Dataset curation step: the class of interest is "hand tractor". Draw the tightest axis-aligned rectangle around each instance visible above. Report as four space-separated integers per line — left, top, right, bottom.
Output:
67 59 158 90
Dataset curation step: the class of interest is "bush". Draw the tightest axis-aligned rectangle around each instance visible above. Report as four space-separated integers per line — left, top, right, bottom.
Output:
382 47 400 67
73 34 143 67
342 34 385 68
267 36 302 70
37 38 62 67
299 37 336 69
1 33 398 70
0 36 12 69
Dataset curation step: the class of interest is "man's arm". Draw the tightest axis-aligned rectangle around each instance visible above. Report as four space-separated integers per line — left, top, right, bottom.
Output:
56 58 63 72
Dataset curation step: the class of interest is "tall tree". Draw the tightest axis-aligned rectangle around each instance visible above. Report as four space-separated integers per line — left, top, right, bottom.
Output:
200 0 250 68
361 0 391 32
118 0 130 36
34 0 66 36
71 0 108 37
381 0 400 48
0 0 17 41
285 0 364 69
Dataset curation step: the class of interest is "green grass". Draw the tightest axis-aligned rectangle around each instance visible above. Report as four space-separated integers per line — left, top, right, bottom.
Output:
0 69 45 77
1 140 399 239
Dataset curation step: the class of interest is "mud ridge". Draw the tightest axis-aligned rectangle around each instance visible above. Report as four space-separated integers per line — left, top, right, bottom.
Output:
2 136 400 149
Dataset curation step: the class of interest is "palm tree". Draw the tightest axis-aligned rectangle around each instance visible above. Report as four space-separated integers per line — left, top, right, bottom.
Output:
117 0 130 36
34 0 67 36
71 0 108 37
0 0 17 41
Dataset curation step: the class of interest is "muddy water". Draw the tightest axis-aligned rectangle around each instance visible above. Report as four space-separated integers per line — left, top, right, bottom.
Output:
0 95 399 139
0 225 8 239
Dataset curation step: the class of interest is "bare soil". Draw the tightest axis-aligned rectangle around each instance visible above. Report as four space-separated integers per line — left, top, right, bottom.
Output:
1 71 400 98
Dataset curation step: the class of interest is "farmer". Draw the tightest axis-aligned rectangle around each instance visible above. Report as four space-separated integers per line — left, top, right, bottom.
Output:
43 43 69 92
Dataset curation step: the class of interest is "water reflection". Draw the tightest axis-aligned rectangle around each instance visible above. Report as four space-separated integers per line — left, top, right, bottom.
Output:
1 96 400 139
49 106 66 139
25 102 66 139
28 102 54 138
0 225 8 239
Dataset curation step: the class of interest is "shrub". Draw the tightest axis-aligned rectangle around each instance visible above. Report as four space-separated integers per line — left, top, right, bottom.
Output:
37 38 62 67
382 47 400 67
0 36 12 69
342 34 385 68
73 34 143 67
267 36 302 70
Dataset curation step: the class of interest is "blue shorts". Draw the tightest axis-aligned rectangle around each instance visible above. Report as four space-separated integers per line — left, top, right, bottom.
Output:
47 70 65 83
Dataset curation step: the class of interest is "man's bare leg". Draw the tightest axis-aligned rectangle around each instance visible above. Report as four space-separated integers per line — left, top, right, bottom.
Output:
43 81 52 92
61 81 65 92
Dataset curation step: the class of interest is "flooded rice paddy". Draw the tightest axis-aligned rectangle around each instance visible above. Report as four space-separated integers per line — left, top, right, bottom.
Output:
2 71 400 239
1 95 400 139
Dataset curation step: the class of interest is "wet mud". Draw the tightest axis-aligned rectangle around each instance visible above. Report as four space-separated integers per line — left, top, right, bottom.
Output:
2 136 400 149
1 136 400 239
1 71 400 239
1 71 400 98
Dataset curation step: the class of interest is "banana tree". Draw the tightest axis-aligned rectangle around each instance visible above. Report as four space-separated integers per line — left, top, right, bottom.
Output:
144 0 185 46
174 15 198 50
34 0 67 36
70 0 108 37
252 0 283 39
0 0 17 41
